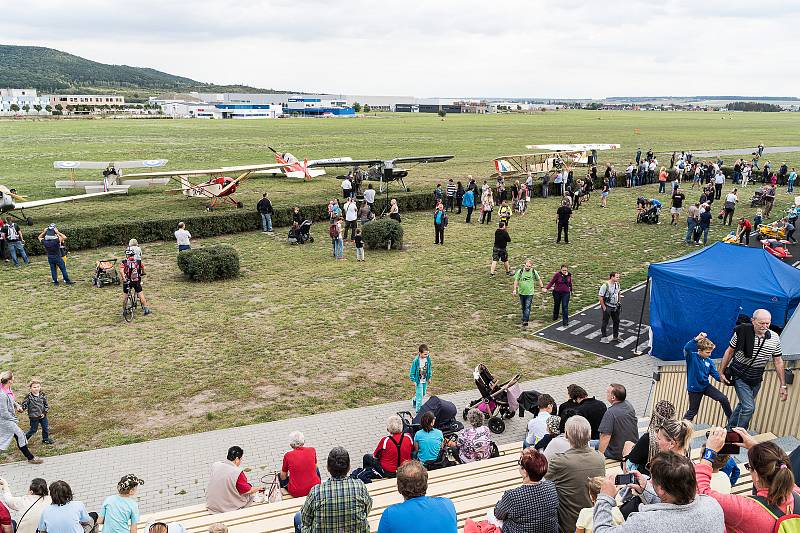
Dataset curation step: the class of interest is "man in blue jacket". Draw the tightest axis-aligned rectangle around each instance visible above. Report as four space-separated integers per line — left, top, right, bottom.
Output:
683 332 731 421
461 188 475 224
377 460 456 533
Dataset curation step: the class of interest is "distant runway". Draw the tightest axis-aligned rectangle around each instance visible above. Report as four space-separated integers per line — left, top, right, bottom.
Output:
691 146 800 157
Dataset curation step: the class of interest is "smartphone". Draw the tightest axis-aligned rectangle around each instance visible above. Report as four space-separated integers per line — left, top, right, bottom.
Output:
615 473 636 485
720 431 743 455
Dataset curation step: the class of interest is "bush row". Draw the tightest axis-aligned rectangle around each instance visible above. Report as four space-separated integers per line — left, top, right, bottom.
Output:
24 192 438 256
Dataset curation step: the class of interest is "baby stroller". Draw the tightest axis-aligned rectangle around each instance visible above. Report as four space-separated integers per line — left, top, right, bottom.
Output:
398 396 464 439
750 189 765 208
288 220 314 245
463 364 521 434
92 259 121 287
637 205 660 224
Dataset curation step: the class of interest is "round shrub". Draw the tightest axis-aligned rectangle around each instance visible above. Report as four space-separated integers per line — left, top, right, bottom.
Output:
362 218 404 250
177 244 240 281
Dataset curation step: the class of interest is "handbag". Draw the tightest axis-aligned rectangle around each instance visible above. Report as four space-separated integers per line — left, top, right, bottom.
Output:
619 492 642 519
725 335 767 385
265 472 282 504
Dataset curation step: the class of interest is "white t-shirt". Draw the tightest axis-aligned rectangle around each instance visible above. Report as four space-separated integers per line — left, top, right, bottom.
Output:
175 229 191 246
725 193 737 204
418 357 428 384
341 178 352 191
525 411 549 445
710 471 732 494
363 189 376 203
575 505 624 532
715 173 725 184
344 201 358 221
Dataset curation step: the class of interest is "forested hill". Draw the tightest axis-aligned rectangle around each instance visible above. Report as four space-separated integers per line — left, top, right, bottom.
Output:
0 45 288 100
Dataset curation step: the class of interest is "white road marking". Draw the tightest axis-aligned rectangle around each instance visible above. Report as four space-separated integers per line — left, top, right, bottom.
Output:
586 330 603 340
571 324 595 336
556 320 580 331
616 336 639 348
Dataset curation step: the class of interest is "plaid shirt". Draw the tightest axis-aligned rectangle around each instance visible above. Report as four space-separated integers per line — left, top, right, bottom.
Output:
300 477 372 533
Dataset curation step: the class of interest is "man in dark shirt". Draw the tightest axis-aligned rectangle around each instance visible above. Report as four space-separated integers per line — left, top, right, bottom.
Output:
698 205 712 245
490 222 511 276
670 188 685 226
556 201 572 244
256 193 274 233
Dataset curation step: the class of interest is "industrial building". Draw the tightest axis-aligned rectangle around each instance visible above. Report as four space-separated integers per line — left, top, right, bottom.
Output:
0 88 52 115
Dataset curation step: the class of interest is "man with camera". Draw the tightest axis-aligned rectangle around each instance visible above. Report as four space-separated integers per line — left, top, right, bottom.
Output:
719 309 787 431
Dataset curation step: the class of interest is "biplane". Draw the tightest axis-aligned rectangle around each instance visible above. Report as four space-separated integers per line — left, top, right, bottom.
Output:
252 147 353 180
525 144 621 165
54 159 171 193
492 151 582 178
309 155 454 192
0 184 125 225
123 163 290 210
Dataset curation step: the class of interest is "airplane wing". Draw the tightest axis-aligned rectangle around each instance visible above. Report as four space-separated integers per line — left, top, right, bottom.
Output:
307 159 384 169
16 190 127 209
390 155 454 164
124 163 290 179
526 144 620 151
54 159 168 170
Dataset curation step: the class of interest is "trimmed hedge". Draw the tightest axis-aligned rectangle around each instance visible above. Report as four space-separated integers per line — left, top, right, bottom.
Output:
24 192 438 256
362 218 404 250
176 244 240 281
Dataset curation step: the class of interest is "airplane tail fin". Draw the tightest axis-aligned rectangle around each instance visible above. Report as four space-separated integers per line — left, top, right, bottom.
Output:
494 159 513 173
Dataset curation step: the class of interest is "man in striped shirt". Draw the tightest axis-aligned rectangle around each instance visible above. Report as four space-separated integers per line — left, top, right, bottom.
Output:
719 309 787 430
445 179 456 212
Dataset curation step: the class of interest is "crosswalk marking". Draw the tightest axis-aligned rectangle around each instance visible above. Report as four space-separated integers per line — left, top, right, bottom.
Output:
571 324 595 336
556 320 580 331
586 330 603 339
615 336 639 348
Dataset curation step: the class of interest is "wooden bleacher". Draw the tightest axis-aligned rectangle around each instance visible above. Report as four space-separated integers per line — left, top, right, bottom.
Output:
138 434 774 533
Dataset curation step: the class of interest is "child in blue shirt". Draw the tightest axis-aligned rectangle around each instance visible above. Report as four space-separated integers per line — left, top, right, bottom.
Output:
682 332 732 421
409 344 432 412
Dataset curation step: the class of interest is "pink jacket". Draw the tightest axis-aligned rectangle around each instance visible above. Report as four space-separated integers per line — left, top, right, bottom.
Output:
695 462 800 533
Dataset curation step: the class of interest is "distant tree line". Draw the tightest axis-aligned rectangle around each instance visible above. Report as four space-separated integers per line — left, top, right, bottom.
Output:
726 102 783 112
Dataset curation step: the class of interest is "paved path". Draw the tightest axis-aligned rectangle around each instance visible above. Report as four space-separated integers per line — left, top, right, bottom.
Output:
692 146 800 157
0 357 658 516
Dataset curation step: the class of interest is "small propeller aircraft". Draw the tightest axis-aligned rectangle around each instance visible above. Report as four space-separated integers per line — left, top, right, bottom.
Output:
0 185 126 225
54 159 171 193
253 147 353 180
307 155 455 192
123 163 290 210
525 144 621 165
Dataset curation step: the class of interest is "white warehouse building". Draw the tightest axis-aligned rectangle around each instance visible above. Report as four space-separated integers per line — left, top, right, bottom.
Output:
0 88 51 115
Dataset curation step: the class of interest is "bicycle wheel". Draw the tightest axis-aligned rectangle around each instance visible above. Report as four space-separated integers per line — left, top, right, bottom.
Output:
123 293 135 322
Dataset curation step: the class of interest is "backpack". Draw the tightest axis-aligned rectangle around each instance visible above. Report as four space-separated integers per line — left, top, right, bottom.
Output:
749 493 800 533
442 213 448 227
329 223 339 239
124 259 141 282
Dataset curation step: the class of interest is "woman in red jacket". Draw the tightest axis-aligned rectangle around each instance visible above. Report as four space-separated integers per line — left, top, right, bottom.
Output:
544 264 573 327
696 427 800 533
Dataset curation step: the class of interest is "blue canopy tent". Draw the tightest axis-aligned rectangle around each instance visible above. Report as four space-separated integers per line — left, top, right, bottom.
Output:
644 242 800 361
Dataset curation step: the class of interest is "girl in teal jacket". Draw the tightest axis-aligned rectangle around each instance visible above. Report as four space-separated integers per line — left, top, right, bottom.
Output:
409 344 432 412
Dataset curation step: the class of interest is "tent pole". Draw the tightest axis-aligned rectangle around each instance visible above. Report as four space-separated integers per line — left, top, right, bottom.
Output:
634 277 651 355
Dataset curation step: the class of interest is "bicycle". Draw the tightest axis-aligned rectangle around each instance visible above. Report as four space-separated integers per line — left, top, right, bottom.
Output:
122 285 139 322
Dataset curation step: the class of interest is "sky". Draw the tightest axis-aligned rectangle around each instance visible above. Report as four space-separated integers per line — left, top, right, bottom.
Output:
3 0 800 99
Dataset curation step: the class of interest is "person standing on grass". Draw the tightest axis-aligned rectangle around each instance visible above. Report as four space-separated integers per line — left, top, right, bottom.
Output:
341 175 353 199
542 171 550 198
490 222 511 276
2 219 29 267
354 229 365 262
480 189 494 225
455 181 464 214
174 222 191 251
736 216 752 245
256 193 273 233
670 187 685 226
433 203 446 245
788 167 797 193
714 169 725 200
682 332 731 422
513 259 543 328
22 378 53 445
0 376 42 464
334 217 344 260
763 184 776 218
598 272 621 342
722 189 738 226
556 200 572 244
445 179 456 212
363 184 376 212
545 264 573 327
698 205 712 245
343 197 358 240
462 187 475 224
658 167 668 194
409 345 432 412
600 179 609 208
38 225 72 286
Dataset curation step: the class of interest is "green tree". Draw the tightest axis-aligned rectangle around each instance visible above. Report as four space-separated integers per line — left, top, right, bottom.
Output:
45 105 52 112
352 102 362 113
437 109 447 118
22 104 30 113
33 104 42 113
9 104 19 112
54 104 63 112
363 104 371 113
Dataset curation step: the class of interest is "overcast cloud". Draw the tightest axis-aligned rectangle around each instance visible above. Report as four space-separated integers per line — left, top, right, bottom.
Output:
3 0 799 98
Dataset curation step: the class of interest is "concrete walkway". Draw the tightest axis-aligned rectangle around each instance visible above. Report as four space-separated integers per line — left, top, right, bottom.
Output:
691 146 800 157
0 357 658 516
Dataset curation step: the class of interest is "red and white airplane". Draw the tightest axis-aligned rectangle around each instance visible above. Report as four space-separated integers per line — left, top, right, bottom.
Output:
255 147 353 181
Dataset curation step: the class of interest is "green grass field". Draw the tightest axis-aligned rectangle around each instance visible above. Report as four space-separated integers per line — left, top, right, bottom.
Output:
2 111 800 229
1 111 798 459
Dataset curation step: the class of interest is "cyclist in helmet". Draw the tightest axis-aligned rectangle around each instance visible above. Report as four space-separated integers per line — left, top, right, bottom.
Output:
120 248 151 316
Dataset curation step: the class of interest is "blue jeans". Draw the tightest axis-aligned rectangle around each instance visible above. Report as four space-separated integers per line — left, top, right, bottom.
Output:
294 511 302 533
48 256 71 283
178 244 191 251
701 226 709 244
519 294 533 323
552 291 570 325
728 380 762 430
685 218 697 243
789 181 795 193
260 213 273 232
26 416 49 441
8 242 28 266
332 238 343 258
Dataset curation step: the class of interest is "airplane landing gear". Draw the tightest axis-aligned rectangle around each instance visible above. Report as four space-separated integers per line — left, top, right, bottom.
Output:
25 216 33 226
206 206 214 212
236 201 244 209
